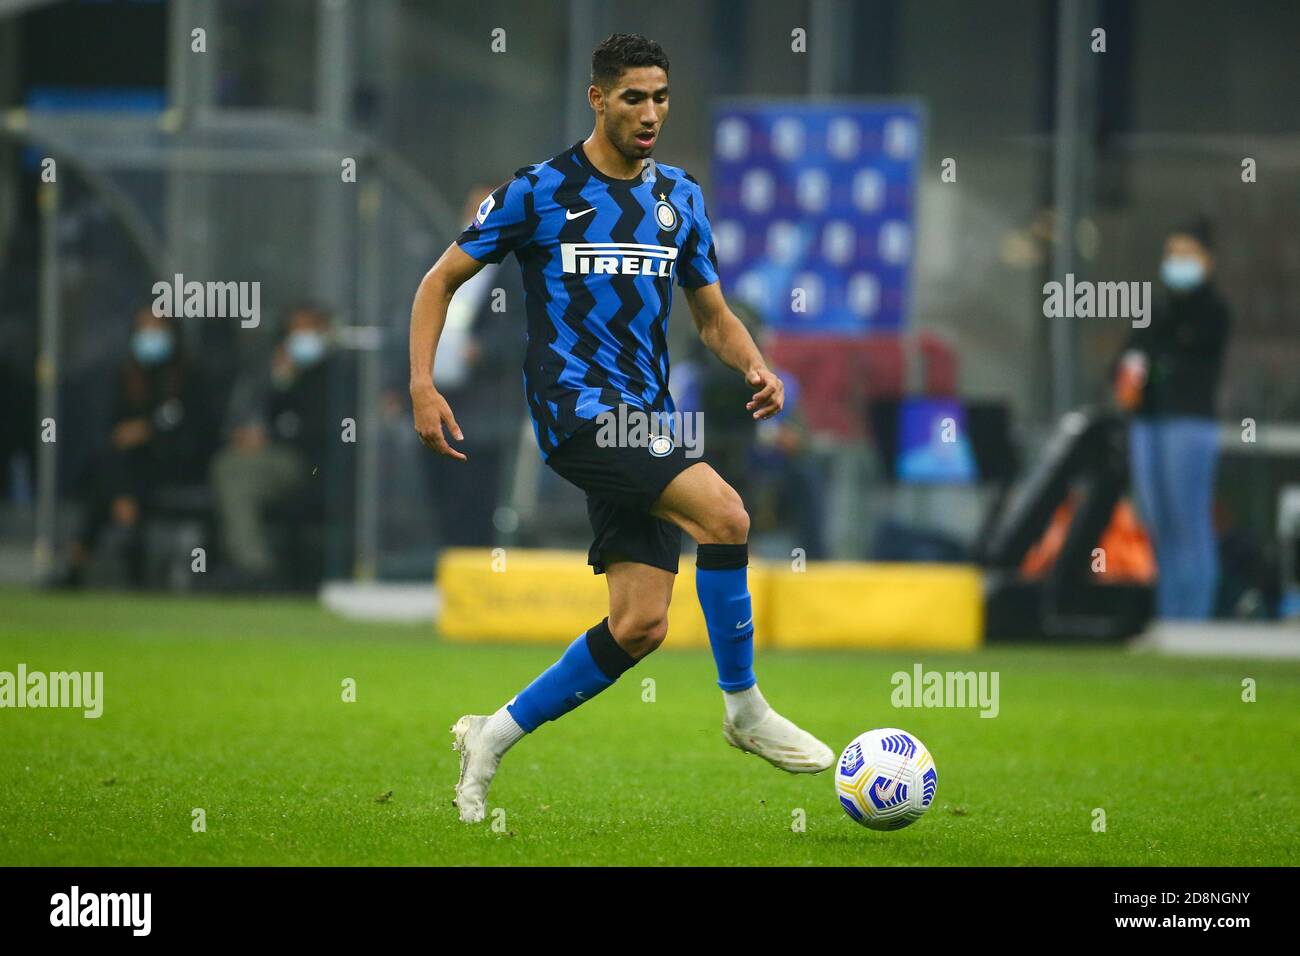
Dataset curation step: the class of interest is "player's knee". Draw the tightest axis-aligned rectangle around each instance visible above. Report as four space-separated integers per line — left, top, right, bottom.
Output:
641 615 669 653
724 504 751 543
702 492 749 544
610 610 669 658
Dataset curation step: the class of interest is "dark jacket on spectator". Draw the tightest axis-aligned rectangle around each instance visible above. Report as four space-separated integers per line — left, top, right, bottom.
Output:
1121 283 1231 419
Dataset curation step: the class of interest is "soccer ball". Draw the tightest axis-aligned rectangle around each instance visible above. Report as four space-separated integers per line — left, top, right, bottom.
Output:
835 728 937 831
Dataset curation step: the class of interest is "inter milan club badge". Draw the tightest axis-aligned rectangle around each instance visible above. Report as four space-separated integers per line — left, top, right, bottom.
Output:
653 193 678 231
649 433 674 458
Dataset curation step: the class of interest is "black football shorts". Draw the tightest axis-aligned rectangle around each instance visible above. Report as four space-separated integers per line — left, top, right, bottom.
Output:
546 417 699 574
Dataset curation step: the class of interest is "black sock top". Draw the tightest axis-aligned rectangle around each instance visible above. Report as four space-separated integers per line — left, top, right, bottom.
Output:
696 543 749 571
585 617 637 680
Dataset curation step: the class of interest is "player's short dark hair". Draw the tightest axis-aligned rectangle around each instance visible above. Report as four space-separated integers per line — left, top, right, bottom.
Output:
591 33 669 89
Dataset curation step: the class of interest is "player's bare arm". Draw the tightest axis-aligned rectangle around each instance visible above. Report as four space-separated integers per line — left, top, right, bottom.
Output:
684 280 784 420
409 242 486 461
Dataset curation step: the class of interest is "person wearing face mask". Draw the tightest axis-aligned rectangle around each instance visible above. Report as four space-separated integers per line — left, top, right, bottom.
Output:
1114 217 1232 620
210 304 342 588
54 309 216 588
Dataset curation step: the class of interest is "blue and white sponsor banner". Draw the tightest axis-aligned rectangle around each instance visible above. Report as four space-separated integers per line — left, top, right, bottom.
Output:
709 101 923 335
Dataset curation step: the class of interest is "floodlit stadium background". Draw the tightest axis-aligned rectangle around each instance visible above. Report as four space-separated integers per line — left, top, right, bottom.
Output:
1 0 1298 647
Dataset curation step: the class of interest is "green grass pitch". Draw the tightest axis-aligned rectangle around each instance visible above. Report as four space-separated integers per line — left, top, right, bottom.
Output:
1 590 1297 866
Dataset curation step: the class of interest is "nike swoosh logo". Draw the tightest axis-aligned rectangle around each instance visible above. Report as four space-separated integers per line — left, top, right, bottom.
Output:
575 691 588 701
565 207 596 220
735 617 753 630
875 762 909 800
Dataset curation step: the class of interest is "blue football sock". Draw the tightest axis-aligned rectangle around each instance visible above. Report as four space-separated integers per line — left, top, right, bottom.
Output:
506 618 635 732
696 543 757 692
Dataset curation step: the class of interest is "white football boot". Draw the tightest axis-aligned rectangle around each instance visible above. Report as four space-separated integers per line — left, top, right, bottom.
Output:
723 709 835 774
450 714 500 823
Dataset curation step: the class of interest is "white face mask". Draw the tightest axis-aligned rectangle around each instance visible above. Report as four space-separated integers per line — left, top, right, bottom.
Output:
132 328 174 366
286 330 327 367
1160 255 1205 292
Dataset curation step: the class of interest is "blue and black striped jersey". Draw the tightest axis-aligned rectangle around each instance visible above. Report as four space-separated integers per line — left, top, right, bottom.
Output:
456 140 719 460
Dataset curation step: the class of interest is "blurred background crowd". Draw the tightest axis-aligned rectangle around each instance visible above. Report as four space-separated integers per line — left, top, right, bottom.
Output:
0 0 1297 626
